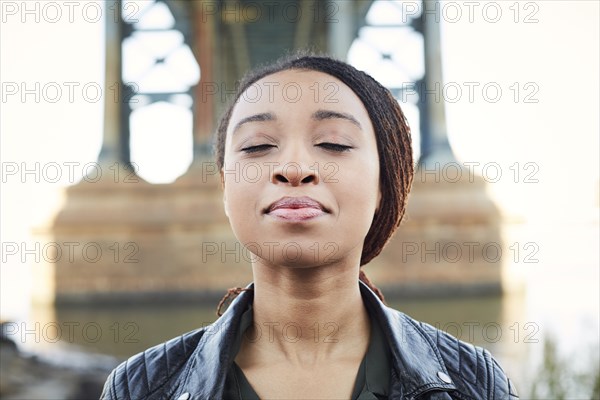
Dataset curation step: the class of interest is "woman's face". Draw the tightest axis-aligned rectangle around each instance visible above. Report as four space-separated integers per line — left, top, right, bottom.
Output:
222 69 381 268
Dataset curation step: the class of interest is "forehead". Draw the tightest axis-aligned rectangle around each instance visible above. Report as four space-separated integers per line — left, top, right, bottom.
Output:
228 69 372 130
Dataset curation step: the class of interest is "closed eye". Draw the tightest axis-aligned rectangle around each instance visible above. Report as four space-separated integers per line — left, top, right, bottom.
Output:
240 144 276 153
317 143 353 152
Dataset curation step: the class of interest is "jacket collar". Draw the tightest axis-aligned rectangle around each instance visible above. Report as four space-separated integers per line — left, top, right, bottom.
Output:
175 282 456 399
359 282 457 398
174 283 255 399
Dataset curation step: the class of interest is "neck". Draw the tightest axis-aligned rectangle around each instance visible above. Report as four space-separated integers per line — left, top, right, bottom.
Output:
239 259 370 366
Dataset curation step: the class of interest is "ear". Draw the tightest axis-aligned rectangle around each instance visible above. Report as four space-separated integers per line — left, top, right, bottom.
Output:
221 169 229 217
376 187 382 213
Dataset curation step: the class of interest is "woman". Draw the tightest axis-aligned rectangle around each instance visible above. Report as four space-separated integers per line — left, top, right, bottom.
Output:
101 54 518 400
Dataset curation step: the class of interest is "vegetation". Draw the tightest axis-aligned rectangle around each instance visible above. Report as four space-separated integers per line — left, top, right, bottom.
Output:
528 335 600 400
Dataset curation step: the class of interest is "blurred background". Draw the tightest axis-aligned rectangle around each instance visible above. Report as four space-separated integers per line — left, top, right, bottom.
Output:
1 0 598 398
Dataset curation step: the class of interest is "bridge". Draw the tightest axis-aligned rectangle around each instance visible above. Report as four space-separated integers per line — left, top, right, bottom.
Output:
38 0 509 304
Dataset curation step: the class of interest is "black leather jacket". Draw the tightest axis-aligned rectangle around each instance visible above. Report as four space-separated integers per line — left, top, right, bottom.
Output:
101 282 519 399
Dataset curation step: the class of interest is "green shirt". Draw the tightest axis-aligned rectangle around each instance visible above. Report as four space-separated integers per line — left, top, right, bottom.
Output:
223 305 391 399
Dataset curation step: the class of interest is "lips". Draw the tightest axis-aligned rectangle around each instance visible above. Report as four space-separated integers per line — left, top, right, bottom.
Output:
266 196 328 221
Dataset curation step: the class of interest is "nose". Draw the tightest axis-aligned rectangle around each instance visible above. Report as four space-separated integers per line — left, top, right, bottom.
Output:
272 161 319 186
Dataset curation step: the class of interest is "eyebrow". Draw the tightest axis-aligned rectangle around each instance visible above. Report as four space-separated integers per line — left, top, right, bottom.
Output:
312 109 362 129
231 109 362 134
232 112 276 134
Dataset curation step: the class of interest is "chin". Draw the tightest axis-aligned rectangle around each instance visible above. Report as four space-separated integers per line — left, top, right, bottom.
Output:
239 238 341 266
258 242 367 273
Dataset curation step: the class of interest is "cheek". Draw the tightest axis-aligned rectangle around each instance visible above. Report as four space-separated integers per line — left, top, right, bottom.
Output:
222 163 264 238
224 176 251 212
223 184 250 242
336 157 380 205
